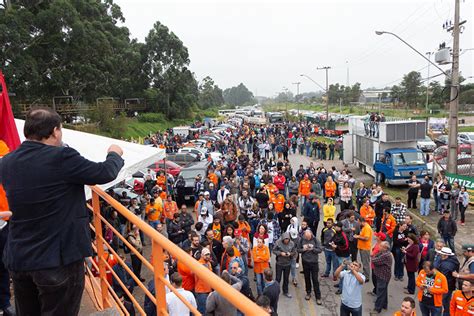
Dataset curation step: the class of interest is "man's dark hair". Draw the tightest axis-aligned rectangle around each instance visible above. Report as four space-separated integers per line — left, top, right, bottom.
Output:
256 295 271 308
170 272 183 287
195 222 203 231
263 268 273 281
226 246 234 257
402 296 416 308
24 107 62 141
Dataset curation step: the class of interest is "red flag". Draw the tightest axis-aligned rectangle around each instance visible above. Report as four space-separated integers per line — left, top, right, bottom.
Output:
0 70 20 213
0 70 20 152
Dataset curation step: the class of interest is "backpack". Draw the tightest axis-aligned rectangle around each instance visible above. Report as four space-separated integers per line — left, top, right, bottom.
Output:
339 232 349 251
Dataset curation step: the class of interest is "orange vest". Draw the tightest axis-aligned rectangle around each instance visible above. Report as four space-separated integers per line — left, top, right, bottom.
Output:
298 180 311 197
92 253 118 285
324 181 336 198
451 290 474 316
381 214 396 238
393 312 416 316
252 245 270 274
272 194 285 213
360 205 375 225
416 269 448 307
163 200 178 220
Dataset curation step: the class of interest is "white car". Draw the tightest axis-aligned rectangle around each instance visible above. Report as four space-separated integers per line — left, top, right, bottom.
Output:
208 152 224 164
178 147 208 160
459 132 474 145
417 136 437 152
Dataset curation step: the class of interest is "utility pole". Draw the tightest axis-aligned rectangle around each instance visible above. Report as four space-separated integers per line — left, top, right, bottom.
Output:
447 0 461 174
292 82 301 120
346 61 350 87
425 52 433 114
317 66 331 126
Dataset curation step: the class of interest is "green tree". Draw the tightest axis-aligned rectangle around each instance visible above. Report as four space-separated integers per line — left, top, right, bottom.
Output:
0 0 146 102
142 21 198 119
198 76 224 109
223 83 254 106
390 85 402 105
400 71 422 108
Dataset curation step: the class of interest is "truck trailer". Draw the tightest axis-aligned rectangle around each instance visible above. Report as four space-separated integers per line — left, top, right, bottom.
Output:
343 116 428 186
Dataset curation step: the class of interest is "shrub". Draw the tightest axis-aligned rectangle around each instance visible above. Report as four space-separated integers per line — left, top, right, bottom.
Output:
137 113 166 123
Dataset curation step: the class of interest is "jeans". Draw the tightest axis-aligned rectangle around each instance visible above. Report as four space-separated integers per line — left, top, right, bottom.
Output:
323 250 338 276
195 292 209 315
442 291 453 316
439 199 449 213
10 260 84 316
329 150 335 160
275 264 291 294
131 254 143 283
256 273 264 295
419 302 442 316
290 258 296 280
442 236 455 253
393 247 405 279
420 198 431 216
0 224 11 309
407 271 415 294
340 303 362 316
302 261 321 299
460 203 467 223
451 199 459 220
359 249 371 281
149 220 160 230
374 278 388 311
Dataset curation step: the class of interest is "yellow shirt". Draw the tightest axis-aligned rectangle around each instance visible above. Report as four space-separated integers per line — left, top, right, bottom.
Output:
357 223 373 251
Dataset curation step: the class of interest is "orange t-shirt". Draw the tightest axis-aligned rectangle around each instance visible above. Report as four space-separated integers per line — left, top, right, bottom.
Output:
146 201 162 222
195 258 213 293
177 261 195 291
156 176 166 190
357 224 373 251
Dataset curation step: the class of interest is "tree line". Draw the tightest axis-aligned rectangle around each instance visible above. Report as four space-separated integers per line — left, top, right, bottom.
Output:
0 0 255 119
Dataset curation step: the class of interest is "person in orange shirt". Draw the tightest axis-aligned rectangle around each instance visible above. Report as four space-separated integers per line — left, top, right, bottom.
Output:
298 174 311 208
195 247 213 314
450 280 474 316
265 180 277 200
146 198 163 229
416 261 448 312
252 237 270 295
354 217 373 281
163 195 179 224
359 198 375 226
381 208 397 240
393 296 417 316
272 189 285 213
208 170 218 186
177 247 195 292
324 176 336 202
156 171 166 191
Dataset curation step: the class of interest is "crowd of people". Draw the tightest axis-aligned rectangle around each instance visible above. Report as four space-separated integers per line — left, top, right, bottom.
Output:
102 119 473 316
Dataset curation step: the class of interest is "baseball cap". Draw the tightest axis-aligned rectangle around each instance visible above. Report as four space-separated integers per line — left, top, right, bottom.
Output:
374 232 386 241
204 191 210 196
462 244 474 252
234 229 242 237
201 248 211 256
200 207 208 215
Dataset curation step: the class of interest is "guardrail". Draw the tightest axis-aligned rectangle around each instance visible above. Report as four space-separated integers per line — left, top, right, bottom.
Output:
87 185 263 316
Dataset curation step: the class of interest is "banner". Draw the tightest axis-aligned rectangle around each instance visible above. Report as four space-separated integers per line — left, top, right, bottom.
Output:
445 172 474 204
0 70 21 212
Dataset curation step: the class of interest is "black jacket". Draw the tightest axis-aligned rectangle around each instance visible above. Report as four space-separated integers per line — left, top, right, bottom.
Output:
437 217 457 237
0 141 123 271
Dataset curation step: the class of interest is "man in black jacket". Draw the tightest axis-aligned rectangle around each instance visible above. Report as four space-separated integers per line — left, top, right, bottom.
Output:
262 268 280 316
0 107 124 315
437 210 457 252
375 193 391 232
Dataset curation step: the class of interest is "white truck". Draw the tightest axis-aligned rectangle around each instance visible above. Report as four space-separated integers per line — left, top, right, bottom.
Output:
343 116 429 186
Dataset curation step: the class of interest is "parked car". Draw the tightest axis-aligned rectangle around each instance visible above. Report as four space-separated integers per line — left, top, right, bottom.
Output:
180 160 211 202
166 152 200 167
178 147 208 160
417 136 437 152
433 135 467 147
147 160 182 177
431 144 472 163
459 132 474 145
185 139 208 148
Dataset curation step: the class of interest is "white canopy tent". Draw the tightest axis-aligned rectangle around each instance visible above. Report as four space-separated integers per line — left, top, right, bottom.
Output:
15 119 165 198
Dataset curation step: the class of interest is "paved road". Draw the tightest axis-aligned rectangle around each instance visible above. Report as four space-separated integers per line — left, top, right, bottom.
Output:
274 152 422 316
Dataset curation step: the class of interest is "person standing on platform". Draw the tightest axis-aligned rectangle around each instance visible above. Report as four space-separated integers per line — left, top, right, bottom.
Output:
0 108 124 315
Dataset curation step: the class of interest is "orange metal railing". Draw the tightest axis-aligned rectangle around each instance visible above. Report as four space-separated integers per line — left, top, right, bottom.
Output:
86 185 265 316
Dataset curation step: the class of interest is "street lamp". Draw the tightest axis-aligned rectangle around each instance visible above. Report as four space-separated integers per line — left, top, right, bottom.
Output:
374 31 449 77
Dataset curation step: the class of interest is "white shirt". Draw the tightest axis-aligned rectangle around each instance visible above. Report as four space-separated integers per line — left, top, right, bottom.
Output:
166 288 197 316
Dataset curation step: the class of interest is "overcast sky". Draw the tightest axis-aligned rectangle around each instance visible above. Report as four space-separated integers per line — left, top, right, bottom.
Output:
115 0 473 97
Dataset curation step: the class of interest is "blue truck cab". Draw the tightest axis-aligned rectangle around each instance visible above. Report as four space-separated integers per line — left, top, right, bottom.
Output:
374 148 428 186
